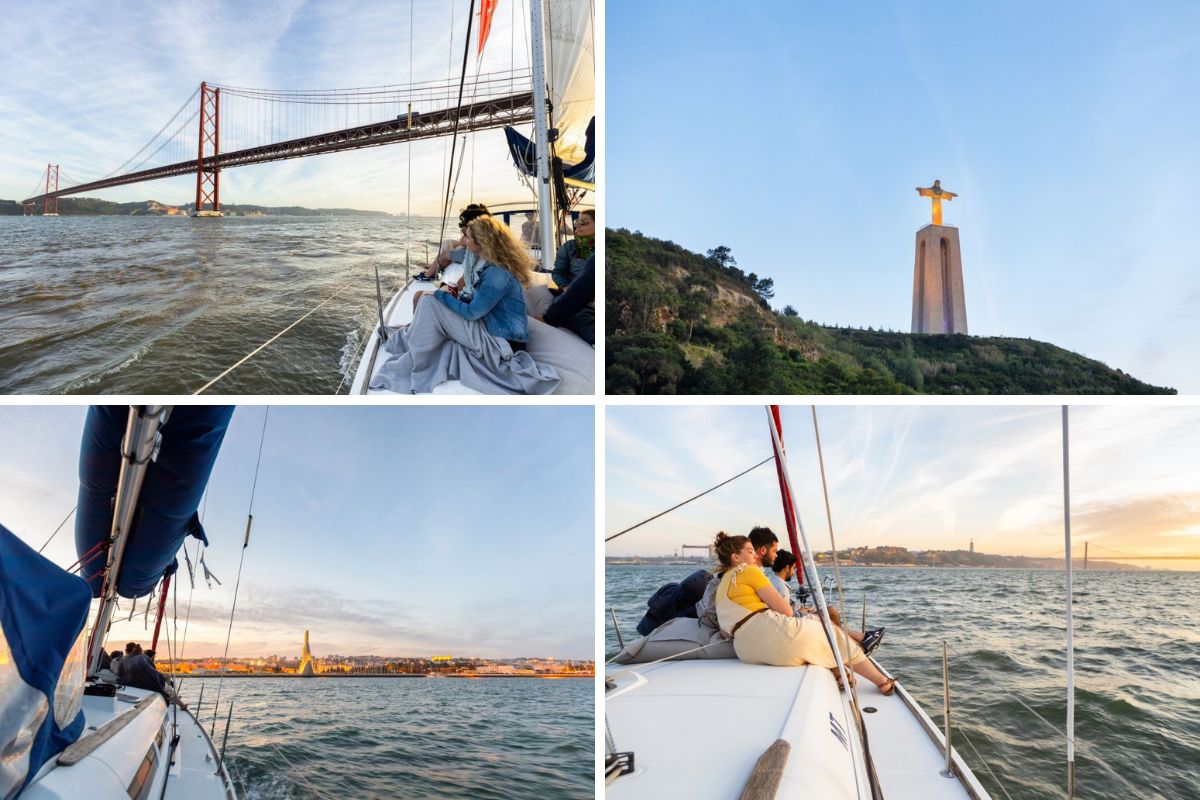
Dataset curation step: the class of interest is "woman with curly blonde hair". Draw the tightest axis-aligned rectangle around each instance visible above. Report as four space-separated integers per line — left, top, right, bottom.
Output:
370 215 560 394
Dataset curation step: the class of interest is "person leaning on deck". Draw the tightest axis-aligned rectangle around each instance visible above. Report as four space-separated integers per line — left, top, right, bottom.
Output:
712 532 896 694
551 209 594 291
540 255 595 345
413 203 491 297
370 215 561 394
697 525 779 629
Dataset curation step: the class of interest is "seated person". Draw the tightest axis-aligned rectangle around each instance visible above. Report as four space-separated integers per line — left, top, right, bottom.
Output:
413 203 491 296
769 549 797 604
540 255 594 345
520 212 540 246
370 216 561 394
636 568 711 636
551 210 594 291
711 532 895 693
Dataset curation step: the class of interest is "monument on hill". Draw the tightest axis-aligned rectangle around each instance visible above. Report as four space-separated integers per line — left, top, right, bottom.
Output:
911 179 968 334
298 630 316 676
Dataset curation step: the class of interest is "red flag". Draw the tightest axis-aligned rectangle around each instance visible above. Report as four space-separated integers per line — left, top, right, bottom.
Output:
478 0 499 57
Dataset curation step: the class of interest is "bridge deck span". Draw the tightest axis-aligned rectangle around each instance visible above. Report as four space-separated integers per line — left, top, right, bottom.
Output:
23 91 533 204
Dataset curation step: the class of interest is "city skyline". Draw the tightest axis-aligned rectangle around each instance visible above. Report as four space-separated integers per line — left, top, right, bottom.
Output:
1 405 595 659
0 1 541 214
606 405 1200 571
609 0 1200 392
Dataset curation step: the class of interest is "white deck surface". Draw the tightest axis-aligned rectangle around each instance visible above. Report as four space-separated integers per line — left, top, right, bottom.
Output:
606 657 990 800
349 268 594 395
23 685 235 800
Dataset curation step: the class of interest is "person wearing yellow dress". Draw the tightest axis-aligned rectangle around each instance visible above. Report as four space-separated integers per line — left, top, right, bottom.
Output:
711 532 895 694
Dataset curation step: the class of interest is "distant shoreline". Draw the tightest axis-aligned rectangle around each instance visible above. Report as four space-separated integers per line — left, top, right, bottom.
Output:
606 561 1150 571
182 672 595 679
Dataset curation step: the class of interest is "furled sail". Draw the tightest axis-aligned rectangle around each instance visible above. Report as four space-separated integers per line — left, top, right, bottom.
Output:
75 406 234 598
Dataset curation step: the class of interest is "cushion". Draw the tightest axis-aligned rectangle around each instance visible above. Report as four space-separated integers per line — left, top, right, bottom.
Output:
611 618 737 664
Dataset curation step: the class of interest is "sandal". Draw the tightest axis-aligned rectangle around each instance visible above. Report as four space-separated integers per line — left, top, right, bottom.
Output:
831 669 856 690
879 678 896 696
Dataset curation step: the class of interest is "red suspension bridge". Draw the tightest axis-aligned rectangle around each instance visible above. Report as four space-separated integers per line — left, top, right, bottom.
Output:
21 69 534 216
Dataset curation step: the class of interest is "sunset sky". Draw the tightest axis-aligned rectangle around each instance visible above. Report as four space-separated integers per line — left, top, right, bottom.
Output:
606 404 1200 570
1 404 595 659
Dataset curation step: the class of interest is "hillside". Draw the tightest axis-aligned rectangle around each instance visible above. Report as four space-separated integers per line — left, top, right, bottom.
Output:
606 228 1175 395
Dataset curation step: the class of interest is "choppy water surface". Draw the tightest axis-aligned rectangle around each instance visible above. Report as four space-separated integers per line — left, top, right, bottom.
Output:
0 215 450 394
178 676 592 799
606 565 1200 800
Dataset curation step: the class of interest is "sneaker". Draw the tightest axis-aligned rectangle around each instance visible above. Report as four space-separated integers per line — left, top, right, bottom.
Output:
860 627 885 656
414 272 434 282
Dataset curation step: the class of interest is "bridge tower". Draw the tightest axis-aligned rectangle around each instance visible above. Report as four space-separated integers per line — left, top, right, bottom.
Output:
194 82 221 216
43 164 60 216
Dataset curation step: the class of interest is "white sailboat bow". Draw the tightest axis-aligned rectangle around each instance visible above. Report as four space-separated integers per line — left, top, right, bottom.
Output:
605 406 994 800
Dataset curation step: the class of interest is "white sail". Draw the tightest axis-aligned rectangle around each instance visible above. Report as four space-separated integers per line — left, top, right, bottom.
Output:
546 0 594 166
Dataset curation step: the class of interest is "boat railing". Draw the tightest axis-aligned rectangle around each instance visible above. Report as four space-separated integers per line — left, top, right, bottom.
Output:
940 640 954 780
608 608 625 650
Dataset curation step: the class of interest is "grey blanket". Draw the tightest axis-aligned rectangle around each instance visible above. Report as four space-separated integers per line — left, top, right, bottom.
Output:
369 295 560 394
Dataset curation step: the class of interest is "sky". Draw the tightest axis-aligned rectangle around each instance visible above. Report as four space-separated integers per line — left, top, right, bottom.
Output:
608 1 1200 394
0 0 547 214
606 404 1200 571
0 404 595 659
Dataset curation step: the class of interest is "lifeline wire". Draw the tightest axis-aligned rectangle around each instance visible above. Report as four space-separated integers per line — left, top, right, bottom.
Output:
38 505 77 553
191 279 360 394
604 456 774 542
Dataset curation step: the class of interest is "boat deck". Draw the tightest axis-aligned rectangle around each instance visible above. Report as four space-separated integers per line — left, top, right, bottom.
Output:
22 684 235 800
349 267 594 395
605 658 989 800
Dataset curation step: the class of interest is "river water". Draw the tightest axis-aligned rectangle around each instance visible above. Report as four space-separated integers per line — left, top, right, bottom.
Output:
0 215 449 394
605 564 1200 800
178 676 592 799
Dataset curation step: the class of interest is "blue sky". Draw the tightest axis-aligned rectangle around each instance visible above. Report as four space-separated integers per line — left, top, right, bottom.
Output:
608 1 1200 393
607 405 1200 570
0 1 545 214
0 405 595 659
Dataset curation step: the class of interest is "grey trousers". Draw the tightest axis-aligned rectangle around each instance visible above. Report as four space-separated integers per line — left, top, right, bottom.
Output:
369 294 561 395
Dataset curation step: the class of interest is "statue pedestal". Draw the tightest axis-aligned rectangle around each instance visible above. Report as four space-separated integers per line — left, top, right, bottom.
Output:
911 224 968 334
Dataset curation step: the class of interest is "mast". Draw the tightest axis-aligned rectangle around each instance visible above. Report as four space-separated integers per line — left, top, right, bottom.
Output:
529 0 556 269
87 406 171 673
1062 405 1076 797
765 405 872 799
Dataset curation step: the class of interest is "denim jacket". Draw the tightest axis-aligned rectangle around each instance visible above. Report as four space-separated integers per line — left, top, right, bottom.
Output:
435 262 529 342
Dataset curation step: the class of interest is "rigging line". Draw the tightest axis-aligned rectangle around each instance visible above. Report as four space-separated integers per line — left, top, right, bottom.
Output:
406 0 414 275
766 407 869 800
603 455 775 542
953 724 1017 800
210 408 269 736
191 278 360 394
178 539 200 659
941 644 1143 800
104 86 201 179
437 0 478 249
38 505 77 553
811 406 847 630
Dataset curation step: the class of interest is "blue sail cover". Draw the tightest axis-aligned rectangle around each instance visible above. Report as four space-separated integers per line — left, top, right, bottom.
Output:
504 116 596 186
0 523 91 795
75 406 235 599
